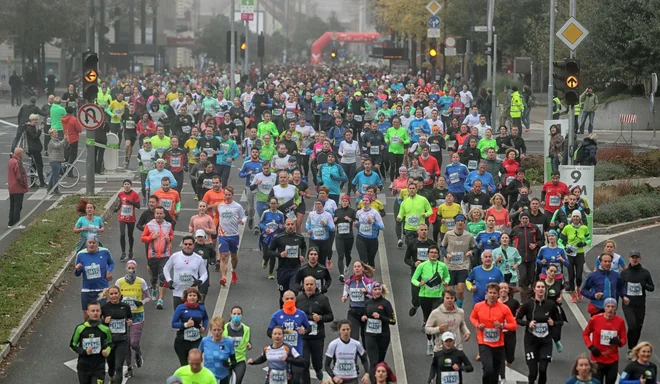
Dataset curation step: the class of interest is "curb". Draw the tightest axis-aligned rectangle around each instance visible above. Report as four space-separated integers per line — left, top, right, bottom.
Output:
0 191 119 363
593 215 660 235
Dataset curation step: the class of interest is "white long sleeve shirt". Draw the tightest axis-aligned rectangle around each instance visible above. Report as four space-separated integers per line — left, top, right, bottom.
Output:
163 251 208 297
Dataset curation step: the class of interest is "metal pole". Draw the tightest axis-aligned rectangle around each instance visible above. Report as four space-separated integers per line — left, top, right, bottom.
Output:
569 0 576 59
442 0 448 75
492 34 497 126
86 0 95 195
243 22 248 75
284 0 288 64
230 0 236 100
486 0 494 81
547 0 555 120
567 0 576 163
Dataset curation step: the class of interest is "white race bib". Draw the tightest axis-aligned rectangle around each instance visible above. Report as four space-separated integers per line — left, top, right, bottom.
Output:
270 369 287 384
349 288 364 302
123 296 137 311
430 143 441 152
82 337 101 354
286 111 295 120
449 172 459 184
532 322 549 338
337 222 350 234
286 211 297 221
285 245 298 258
120 204 134 217
549 195 561 207
125 120 135 129
484 327 500 343
470 204 482 212
335 358 356 378
309 321 318 336
46 117 52 125
184 327 201 341
161 199 173 211
417 248 429 261
170 157 181 167
627 282 642 296
178 272 194 287
468 160 478 170
441 371 460 384
505 176 515 185
366 318 382 334
109 319 126 334
370 146 380 154
600 330 617 346
390 136 401 144
445 219 456 230
355 115 363 122
273 109 283 116
312 227 326 239
85 263 102 279
450 252 464 264
283 332 298 347
407 215 420 226
359 222 373 236
233 119 243 126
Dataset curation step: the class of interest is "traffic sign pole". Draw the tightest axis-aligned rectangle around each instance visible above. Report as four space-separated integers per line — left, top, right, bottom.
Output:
547 0 555 121
85 0 96 195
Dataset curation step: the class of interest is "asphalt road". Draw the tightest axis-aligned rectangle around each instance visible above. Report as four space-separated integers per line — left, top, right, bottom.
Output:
0 156 609 384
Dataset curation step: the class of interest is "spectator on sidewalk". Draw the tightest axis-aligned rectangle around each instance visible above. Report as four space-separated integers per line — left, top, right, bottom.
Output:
9 70 22 107
12 96 44 156
8 147 28 229
62 106 82 165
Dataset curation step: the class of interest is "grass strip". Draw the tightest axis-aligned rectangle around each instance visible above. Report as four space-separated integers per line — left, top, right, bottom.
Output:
0 195 110 342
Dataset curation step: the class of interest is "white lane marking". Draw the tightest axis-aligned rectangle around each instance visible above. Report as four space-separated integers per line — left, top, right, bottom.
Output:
0 119 18 127
377 234 407 384
211 223 247 319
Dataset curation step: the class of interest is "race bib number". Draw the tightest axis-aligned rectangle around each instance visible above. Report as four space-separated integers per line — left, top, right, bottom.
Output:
266 221 279 231
505 176 515 185
449 172 459 184
109 319 126 334
46 117 52 125
269 369 287 384
417 248 429 261
468 160 478 170
85 263 102 279
349 288 364 302
284 210 296 221
286 111 295 120
484 328 500 343
121 204 134 218
285 245 298 258
184 327 201 341
219 143 230 153
221 210 233 220
203 147 214 156
407 215 420 226
283 332 298 347
122 296 137 311
312 227 326 239
336 359 355 377
532 322 549 338
441 371 459 384
414 126 422 136
549 195 561 207
627 282 642 296
258 182 274 193
181 125 191 133
470 204 482 212
390 136 401 144
229 336 242 348
125 120 135 129
370 146 380 154
355 115 363 122
179 272 194 287
430 143 440 152
366 318 382 334
88 224 100 234
337 223 350 234
359 222 373 236
202 179 213 189
161 199 173 211
233 119 243 126
600 330 617 346
450 252 464 264
170 157 181 167
82 337 101 354
445 219 455 230
309 321 318 336
342 150 355 162
273 109 283 116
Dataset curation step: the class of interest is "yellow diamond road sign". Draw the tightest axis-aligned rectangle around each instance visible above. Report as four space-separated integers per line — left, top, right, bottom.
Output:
556 17 589 51
426 0 442 15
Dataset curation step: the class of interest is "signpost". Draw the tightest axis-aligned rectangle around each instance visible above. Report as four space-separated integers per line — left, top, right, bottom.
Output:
556 17 589 51
240 0 254 21
559 165 594 239
427 16 441 38
426 0 442 15
77 104 105 130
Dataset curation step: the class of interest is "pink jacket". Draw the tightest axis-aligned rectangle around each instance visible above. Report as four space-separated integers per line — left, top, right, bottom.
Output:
8 156 28 194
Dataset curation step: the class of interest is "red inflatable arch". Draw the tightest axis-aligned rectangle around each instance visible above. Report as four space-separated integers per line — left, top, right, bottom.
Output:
311 32 382 64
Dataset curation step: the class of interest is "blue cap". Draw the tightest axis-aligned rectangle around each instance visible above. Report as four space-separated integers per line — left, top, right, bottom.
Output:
604 298 617 306
548 229 558 237
454 214 466 222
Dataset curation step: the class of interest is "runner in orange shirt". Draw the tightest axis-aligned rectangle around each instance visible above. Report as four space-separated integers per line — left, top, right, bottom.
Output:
152 178 181 229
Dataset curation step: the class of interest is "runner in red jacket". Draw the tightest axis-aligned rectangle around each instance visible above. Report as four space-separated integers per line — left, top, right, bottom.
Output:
582 298 627 384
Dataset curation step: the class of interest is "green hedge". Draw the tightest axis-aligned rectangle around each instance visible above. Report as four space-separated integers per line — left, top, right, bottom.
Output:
594 192 660 224
594 162 629 181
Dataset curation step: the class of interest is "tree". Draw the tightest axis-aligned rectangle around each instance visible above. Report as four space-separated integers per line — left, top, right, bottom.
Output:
375 0 428 40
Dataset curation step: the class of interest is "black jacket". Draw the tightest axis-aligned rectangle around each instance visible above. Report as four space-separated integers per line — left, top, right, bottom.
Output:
101 301 133 341
268 232 307 271
136 209 173 231
516 298 562 340
579 137 598 166
24 123 43 152
364 296 396 335
296 291 334 339
293 263 332 293
621 263 655 307
404 238 437 271
428 347 474 383
17 104 43 126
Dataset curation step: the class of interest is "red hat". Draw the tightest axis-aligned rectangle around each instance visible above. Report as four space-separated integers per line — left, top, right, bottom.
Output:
375 362 397 382
341 195 350 201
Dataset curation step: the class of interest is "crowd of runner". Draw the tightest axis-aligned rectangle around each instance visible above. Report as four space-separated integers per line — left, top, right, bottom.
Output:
63 64 656 384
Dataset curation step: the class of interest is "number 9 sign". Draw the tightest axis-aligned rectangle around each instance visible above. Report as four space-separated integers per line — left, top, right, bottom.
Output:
559 165 594 229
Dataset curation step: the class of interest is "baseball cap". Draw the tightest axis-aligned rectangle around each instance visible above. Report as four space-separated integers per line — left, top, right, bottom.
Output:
195 229 206 238
368 93 374 97
441 332 455 341
454 214 466 222
355 91 362 96
629 250 641 257
571 210 582 217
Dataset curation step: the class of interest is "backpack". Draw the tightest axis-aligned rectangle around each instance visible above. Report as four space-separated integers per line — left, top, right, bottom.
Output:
573 144 586 163
528 95 537 107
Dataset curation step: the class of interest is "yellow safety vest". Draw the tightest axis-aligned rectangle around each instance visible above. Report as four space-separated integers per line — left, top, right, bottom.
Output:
573 103 581 115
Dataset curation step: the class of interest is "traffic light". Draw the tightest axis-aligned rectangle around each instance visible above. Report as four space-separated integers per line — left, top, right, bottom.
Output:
553 59 580 105
82 51 99 103
429 41 438 59
240 34 246 59
258 32 265 58
330 49 338 61
226 31 237 63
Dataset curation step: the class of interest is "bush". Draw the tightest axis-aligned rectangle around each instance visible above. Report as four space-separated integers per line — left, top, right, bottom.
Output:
594 192 660 224
630 84 646 96
597 145 634 162
594 162 629 181
521 154 544 184
601 81 629 99
593 181 633 206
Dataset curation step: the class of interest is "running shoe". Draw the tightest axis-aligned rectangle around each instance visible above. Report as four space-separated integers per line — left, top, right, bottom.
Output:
120 252 127 261
555 340 563 353
338 275 345 284
124 368 133 378
571 295 577 303
327 260 333 270
151 288 157 301
409 306 418 317
136 352 144 368
397 239 404 248
232 271 238 284
194 195 198 201
268 274 275 280
214 263 220 272
577 291 583 300
253 228 260 235
426 341 433 356
247 217 254 230
262 260 267 269
128 250 134 260
156 299 163 310
219 277 227 286
316 370 324 380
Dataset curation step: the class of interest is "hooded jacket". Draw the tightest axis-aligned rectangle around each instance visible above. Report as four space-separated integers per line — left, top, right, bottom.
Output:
62 115 83 143
581 268 624 310
425 304 471 351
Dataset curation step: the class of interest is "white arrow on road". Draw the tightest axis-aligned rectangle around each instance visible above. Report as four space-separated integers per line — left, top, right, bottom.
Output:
505 366 528 383
65 358 130 384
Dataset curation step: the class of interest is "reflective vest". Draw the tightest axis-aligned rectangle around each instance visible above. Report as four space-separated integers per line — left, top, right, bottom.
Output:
573 103 581 115
552 97 562 113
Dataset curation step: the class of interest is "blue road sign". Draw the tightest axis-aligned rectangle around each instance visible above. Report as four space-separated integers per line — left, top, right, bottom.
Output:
427 16 441 29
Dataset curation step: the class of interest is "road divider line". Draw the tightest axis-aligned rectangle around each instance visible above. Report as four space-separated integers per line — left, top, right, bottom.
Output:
0 119 18 127
377 234 408 384
211 223 247 320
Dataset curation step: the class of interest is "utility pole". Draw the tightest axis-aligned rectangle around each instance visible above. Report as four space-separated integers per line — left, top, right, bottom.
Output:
284 0 289 63
486 0 494 81
492 34 498 126
230 0 236 100
547 0 555 120
567 0 576 164
86 0 95 195
243 21 249 75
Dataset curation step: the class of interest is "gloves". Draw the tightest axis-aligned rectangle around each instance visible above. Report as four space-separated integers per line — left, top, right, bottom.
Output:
610 336 622 347
168 280 175 290
576 242 587 248
192 279 202 287
589 346 602 357
134 300 143 307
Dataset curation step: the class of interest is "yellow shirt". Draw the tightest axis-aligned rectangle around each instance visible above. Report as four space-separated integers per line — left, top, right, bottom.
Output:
358 199 384 212
184 137 199 164
116 277 147 314
108 100 128 123
166 92 178 103
438 203 462 233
